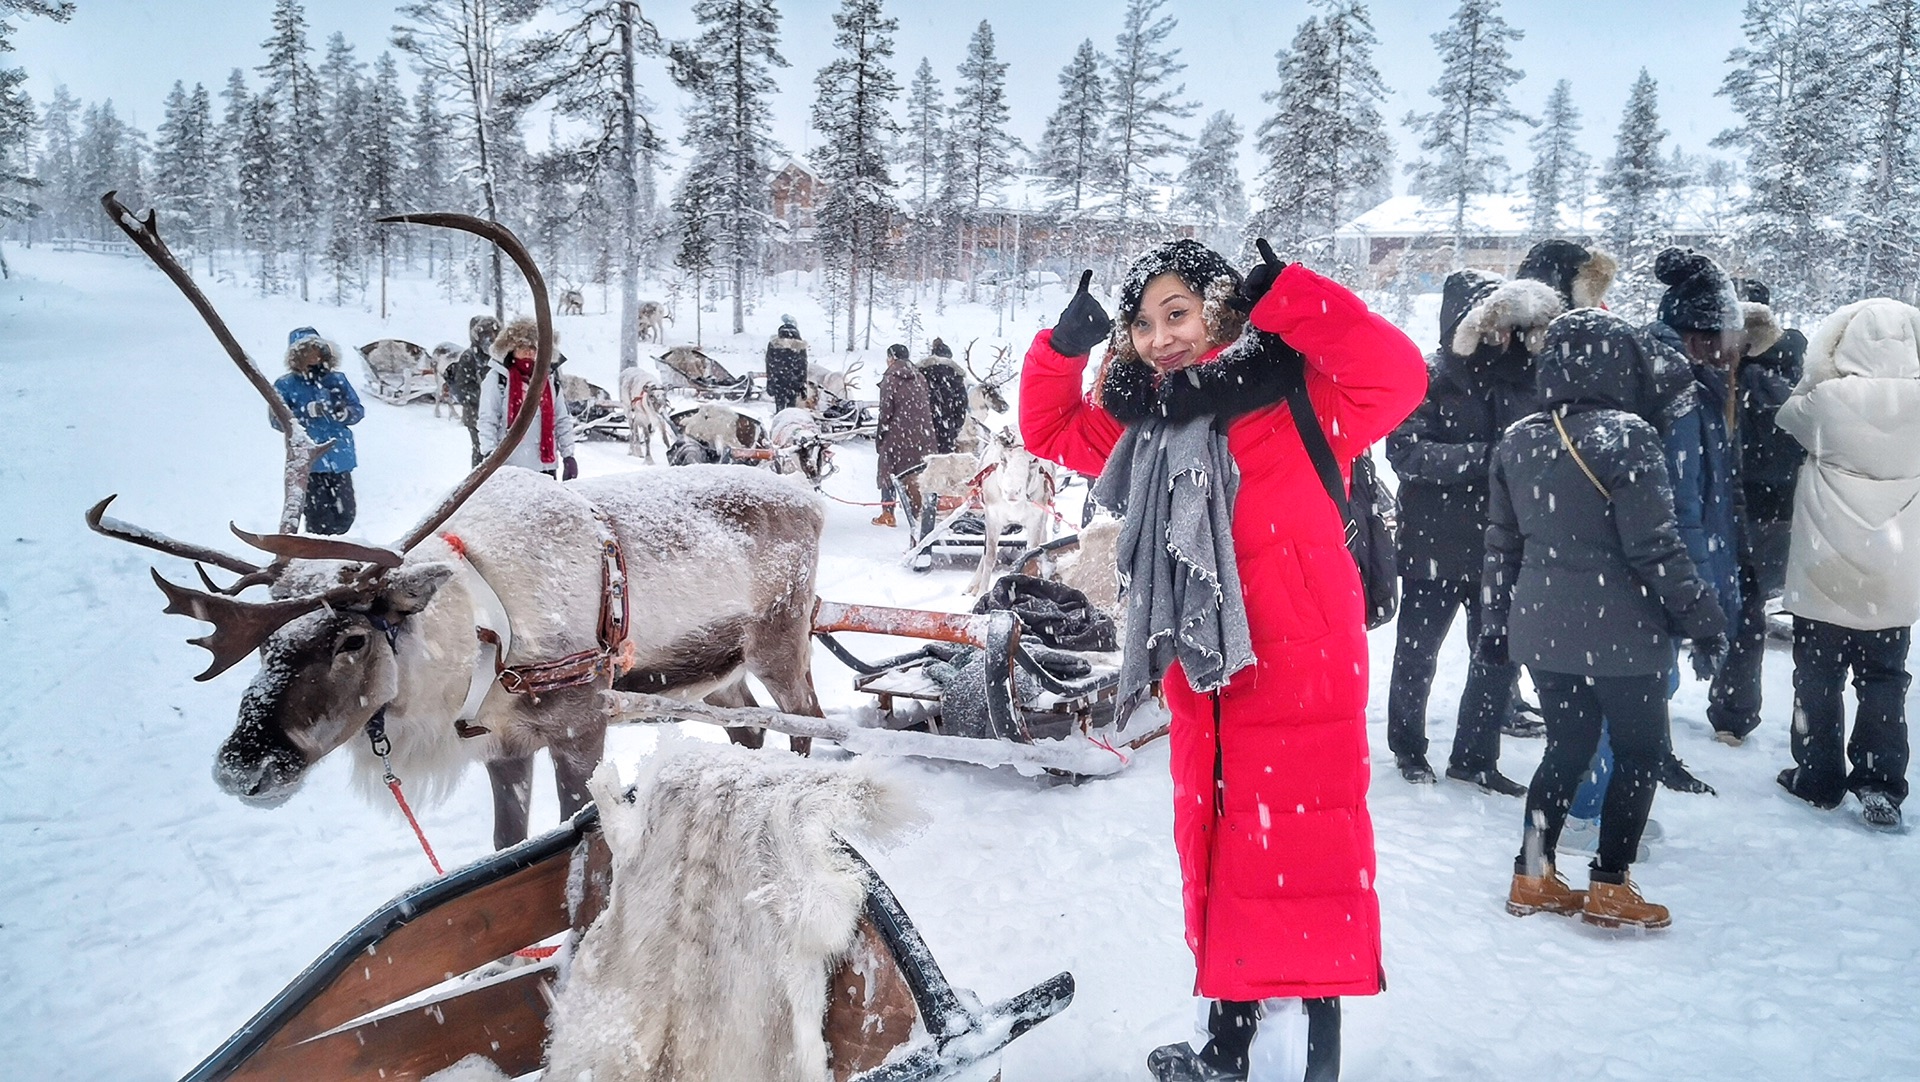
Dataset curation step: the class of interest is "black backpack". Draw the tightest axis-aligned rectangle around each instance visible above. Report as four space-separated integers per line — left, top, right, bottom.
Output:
1285 382 1400 630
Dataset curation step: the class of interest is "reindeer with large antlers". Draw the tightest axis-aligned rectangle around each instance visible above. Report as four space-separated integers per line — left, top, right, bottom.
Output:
958 339 1016 456
88 194 826 849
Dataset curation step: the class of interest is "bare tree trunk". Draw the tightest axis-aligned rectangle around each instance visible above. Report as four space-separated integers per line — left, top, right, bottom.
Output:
379 231 390 319
617 2 641 370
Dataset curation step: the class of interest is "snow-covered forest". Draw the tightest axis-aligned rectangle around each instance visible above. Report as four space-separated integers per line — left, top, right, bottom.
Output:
9 0 1920 338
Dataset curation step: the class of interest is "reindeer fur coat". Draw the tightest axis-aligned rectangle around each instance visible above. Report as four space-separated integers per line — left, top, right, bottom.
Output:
540 744 910 1082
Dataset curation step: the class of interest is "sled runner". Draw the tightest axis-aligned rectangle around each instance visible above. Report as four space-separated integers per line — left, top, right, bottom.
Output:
358 339 442 406
176 804 1073 1082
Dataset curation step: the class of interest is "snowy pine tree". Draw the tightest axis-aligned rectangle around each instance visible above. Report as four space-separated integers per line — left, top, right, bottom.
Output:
237 94 281 293
153 81 218 273
1173 111 1246 257
320 33 368 304
32 85 79 238
75 101 145 240
394 0 532 319
902 58 946 283
257 0 325 299
362 53 407 315
1716 0 1855 315
0 0 71 257
667 0 783 337
1249 0 1391 270
950 20 1021 296
1598 69 1669 264
1848 0 1920 300
811 0 902 350
1107 0 1194 244
671 169 720 347
1525 78 1588 238
1036 40 1110 217
405 71 454 273
214 70 250 259
1404 0 1529 263
508 0 666 362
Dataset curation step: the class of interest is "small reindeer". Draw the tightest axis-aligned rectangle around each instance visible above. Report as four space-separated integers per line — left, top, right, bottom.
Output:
960 339 1016 456
430 341 462 419
964 426 1056 596
617 367 670 462
636 300 671 343
557 288 586 316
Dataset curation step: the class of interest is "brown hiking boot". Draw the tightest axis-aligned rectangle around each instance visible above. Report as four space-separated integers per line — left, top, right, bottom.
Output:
1506 866 1586 917
870 508 896 527
1582 876 1671 930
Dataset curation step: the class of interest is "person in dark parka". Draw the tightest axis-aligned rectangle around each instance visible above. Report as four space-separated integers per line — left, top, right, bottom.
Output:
1708 278 1802 743
1484 309 1728 930
873 343 938 529
920 337 971 454
447 314 499 467
765 317 810 411
1385 268 1562 793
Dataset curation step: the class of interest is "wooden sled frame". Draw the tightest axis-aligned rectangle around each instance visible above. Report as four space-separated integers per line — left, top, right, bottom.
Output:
178 805 1073 1082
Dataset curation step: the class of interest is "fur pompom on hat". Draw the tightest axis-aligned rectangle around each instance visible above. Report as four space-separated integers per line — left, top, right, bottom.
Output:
1105 238 1247 367
488 316 555 363
1516 239 1617 310
1655 247 1743 332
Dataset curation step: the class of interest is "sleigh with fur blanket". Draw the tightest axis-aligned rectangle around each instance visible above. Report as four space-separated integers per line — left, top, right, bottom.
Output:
176 748 1074 1082
358 339 443 406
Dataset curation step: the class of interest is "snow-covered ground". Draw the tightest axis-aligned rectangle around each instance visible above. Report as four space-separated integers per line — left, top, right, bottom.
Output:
2 247 1915 1081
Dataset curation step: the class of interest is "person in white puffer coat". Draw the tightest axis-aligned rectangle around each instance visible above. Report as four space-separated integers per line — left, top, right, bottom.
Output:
1774 297 1920 830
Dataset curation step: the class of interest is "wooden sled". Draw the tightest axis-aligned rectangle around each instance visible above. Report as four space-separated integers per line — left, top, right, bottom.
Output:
178 805 1073 1082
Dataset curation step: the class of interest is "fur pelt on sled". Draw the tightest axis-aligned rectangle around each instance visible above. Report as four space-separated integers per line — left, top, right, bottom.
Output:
540 741 914 1082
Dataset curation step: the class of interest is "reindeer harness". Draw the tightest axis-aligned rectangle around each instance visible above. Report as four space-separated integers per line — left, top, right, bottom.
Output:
439 505 632 736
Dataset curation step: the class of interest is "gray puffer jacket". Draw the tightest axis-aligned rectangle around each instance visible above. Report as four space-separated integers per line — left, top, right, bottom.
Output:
1483 309 1727 677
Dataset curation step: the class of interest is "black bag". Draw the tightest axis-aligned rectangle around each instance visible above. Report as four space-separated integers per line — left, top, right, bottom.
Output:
1284 383 1400 630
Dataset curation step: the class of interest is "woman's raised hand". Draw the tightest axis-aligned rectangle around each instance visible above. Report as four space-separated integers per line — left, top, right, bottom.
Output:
1235 238 1287 313
1050 269 1113 358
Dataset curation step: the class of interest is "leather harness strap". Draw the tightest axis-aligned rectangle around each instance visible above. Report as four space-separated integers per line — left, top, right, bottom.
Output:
442 504 634 735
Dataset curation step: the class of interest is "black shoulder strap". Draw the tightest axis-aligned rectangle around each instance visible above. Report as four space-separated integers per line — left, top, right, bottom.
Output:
1284 381 1351 511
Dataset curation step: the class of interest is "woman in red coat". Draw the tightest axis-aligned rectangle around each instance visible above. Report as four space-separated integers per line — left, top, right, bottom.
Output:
1021 241 1425 1081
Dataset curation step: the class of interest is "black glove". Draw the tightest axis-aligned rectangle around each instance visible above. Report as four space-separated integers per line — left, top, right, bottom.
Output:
1476 632 1510 668
1050 270 1113 358
561 455 579 481
1689 633 1728 681
1232 238 1286 314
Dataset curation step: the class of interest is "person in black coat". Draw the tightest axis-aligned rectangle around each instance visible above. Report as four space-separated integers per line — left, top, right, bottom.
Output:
919 337 971 455
1385 268 1562 793
447 314 499 467
1708 277 1805 743
765 317 809 411
1485 309 1728 930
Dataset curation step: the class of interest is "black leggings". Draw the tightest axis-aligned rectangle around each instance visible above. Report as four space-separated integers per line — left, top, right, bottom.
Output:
1203 997 1341 1080
1519 670 1671 878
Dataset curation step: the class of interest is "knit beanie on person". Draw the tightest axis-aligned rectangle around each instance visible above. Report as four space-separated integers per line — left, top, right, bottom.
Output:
1736 278 1770 306
886 343 909 362
1515 239 1618 310
1106 238 1247 366
1655 247 1743 332
930 337 952 358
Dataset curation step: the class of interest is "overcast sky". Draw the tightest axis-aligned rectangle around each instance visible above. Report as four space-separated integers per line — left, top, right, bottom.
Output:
15 0 1748 193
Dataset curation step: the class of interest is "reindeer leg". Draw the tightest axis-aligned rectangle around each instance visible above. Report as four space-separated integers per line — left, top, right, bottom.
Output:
707 679 765 748
749 618 824 758
485 754 535 850
548 713 607 824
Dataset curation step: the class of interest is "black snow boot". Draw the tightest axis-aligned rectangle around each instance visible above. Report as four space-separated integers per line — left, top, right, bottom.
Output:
1446 764 1528 797
1396 753 1437 785
1147 1044 1246 1082
1858 790 1903 830
1660 755 1716 795
1149 1000 1257 1081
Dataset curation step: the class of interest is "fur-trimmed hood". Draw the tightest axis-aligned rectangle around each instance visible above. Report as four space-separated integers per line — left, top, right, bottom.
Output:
1742 301 1784 358
283 334 344 374
487 316 558 364
1449 277 1565 359
1516 239 1617 310
768 334 810 353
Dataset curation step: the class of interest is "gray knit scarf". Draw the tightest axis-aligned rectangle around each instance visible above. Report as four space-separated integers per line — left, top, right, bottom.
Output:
1093 415 1255 709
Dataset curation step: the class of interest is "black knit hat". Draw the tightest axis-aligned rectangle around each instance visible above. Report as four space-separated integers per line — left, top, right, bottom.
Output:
1440 268 1502 349
929 337 951 358
1117 238 1241 321
886 343 909 361
1655 247 1743 332
1735 277 1771 306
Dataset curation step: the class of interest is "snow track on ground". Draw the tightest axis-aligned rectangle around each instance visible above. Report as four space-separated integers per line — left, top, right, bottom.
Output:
1 250 1914 1080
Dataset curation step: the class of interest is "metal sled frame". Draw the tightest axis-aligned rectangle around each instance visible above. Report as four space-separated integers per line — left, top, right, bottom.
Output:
176 805 1073 1082
358 339 440 406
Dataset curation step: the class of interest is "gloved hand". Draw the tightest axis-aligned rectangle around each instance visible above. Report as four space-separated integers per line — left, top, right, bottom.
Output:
1231 237 1287 314
1689 633 1729 681
561 455 579 481
1476 632 1510 668
306 400 326 418
1050 270 1113 358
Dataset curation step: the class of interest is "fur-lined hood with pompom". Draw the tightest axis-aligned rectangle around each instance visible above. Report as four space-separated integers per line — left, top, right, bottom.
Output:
487 316 558 364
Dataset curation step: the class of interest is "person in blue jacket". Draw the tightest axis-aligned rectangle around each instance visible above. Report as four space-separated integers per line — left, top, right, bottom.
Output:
270 326 365 535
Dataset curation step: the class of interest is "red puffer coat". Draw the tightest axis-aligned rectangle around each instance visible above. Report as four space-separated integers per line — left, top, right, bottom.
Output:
1021 264 1426 1000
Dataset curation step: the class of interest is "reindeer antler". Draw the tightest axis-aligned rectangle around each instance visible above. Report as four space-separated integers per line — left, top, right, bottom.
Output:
377 212 554 552
152 570 369 681
86 496 262 576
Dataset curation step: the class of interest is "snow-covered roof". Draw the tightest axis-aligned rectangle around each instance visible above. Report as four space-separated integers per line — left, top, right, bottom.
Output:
1337 188 1747 241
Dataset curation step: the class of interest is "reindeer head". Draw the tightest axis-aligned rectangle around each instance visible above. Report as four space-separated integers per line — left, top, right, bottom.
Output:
88 196 554 807
964 339 1016 415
